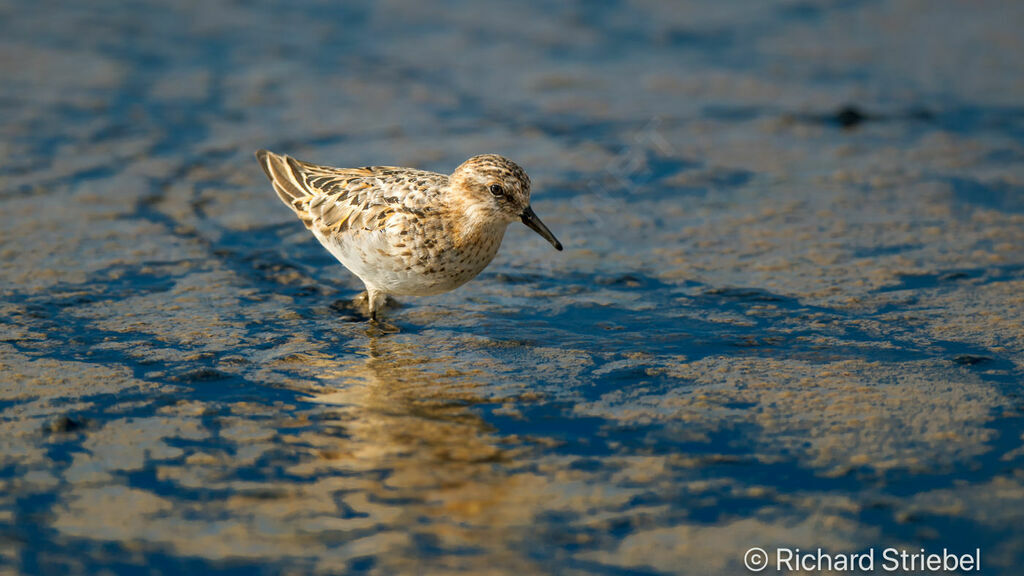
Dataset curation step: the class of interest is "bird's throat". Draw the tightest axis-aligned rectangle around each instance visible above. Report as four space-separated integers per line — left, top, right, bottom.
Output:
450 204 508 255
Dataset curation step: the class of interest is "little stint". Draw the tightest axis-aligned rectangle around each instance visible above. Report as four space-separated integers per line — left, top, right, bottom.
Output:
256 150 562 320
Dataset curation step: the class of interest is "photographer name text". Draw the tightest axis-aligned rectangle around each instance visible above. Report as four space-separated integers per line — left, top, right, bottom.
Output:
744 546 981 572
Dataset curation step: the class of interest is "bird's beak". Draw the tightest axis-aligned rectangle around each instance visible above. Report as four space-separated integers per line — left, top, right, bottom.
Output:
520 205 563 251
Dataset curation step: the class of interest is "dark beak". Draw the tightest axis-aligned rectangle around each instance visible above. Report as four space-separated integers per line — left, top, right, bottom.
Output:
520 205 563 251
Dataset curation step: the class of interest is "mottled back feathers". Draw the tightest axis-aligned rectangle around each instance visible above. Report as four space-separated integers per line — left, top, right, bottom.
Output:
256 149 445 238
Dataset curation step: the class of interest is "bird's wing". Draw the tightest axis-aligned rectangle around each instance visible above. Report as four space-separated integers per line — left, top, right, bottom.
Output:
256 149 444 236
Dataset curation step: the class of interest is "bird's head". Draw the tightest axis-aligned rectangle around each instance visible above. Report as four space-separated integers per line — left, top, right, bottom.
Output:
449 154 562 250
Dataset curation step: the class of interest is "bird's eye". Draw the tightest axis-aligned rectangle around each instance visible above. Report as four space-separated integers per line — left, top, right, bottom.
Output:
489 184 504 197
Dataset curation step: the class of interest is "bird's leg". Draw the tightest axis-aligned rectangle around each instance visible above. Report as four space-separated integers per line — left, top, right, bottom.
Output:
367 288 386 322
364 289 400 333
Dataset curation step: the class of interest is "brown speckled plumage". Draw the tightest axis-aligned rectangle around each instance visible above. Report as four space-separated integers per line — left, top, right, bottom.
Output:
256 150 562 320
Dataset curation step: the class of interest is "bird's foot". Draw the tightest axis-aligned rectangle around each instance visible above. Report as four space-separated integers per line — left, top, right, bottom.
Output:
366 317 401 335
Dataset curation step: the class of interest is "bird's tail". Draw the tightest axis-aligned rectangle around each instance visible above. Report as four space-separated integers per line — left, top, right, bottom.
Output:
255 149 315 229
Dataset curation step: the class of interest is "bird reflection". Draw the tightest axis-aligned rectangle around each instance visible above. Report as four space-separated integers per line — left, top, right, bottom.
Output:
309 336 507 471
301 334 551 538
278 335 554 571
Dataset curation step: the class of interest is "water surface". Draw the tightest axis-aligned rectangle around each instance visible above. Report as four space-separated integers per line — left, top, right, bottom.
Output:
2 1 1023 574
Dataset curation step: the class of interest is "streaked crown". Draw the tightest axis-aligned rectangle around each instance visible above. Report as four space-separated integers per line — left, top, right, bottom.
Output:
449 154 532 223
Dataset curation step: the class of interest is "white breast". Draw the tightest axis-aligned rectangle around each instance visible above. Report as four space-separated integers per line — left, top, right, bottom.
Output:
312 224 507 297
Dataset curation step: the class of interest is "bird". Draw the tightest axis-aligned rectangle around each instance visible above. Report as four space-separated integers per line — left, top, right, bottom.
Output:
255 150 563 321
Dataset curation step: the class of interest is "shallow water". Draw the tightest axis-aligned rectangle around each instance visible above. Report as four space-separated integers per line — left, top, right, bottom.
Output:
2 1 1023 574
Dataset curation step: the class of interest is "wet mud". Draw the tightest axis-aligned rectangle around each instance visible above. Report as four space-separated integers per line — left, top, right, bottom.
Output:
2 1 1023 574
